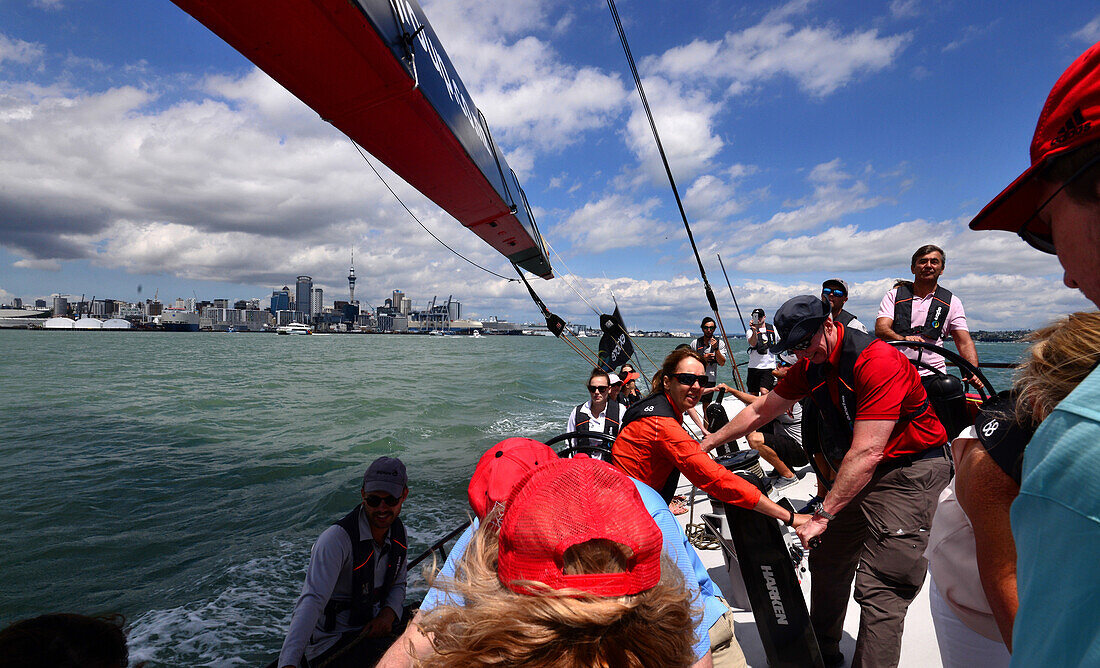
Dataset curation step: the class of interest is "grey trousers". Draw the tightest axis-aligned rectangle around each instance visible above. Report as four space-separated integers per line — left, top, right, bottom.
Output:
809 452 952 668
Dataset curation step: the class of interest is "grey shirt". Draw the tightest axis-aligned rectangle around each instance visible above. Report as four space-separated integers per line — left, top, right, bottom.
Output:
277 509 407 667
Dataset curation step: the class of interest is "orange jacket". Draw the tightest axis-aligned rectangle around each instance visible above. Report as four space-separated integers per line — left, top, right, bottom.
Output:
612 393 762 509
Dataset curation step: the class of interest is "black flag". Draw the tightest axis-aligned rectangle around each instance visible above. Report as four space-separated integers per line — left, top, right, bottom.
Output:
598 307 633 371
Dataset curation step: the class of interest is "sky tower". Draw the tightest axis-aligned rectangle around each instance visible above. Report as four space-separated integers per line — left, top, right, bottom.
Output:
348 252 357 304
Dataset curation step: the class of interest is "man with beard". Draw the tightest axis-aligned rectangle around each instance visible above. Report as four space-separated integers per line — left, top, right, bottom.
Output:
278 457 409 668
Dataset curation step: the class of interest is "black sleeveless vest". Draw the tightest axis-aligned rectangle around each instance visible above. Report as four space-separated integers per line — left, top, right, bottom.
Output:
743 324 776 354
892 283 954 340
835 309 857 327
620 393 685 503
571 400 622 441
322 507 407 631
805 328 930 461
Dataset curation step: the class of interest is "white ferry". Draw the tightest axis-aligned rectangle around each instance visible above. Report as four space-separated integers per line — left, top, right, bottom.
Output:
276 323 312 335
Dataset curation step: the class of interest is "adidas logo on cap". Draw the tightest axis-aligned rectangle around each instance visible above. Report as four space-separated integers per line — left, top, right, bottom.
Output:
1052 108 1093 148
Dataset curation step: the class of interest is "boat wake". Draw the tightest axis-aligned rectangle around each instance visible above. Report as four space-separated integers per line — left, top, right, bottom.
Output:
126 541 305 666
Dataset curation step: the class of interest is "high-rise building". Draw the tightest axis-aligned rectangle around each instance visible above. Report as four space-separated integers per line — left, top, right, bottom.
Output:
52 295 68 316
348 253 357 304
400 297 412 315
311 287 323 316
392 290 404 314
270 288 290 314
34 299 47 309
297 276 313 320
213 299 229 309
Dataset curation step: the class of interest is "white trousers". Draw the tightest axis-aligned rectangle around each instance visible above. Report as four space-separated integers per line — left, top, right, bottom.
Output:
928 578 1011 668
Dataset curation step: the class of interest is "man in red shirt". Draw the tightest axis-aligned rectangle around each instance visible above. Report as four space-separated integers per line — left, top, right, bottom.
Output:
700 295 951 668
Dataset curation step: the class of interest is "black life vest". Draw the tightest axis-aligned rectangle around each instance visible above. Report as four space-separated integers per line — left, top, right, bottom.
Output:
693 335 723 373
892 283 954 340
620 392 685 503
572 400 621 436
834 309 857 328
745 324 777 354
321 507 407 632
805 328 933 462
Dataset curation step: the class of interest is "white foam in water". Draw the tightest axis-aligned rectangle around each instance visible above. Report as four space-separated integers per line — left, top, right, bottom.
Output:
127 541 306 667
484 415 561 437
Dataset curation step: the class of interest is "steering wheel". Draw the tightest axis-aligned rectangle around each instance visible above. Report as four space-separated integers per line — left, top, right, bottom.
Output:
886 340 997 401
543 430 615 461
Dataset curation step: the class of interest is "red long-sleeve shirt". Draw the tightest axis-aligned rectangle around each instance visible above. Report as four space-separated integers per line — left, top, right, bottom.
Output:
612 395 762 509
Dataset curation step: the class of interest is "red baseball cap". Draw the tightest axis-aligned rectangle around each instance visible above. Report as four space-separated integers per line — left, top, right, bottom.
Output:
970 41 1100 236
621 370 641 384
496 458 662 597
467 438 558 520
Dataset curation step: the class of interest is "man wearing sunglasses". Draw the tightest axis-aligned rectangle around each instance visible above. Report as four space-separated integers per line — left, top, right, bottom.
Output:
279 457 409 668
968 41 1100 667
821 278 867 334
566 368 622 456
693 317 727 406
874 245 982 388
745 308 780 396
701 295 950 668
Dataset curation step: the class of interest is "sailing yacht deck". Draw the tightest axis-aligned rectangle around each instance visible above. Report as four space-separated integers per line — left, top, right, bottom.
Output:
671 467 943 667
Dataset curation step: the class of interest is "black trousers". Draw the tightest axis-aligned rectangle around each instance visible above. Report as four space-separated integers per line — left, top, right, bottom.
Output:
746 368 776 395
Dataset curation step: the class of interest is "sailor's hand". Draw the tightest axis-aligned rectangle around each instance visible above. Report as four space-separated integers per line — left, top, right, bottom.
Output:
790 513 812 529
363 608 397 638
796 515 829 549
699 433 722 453
964 374 984 390
903 334 924 343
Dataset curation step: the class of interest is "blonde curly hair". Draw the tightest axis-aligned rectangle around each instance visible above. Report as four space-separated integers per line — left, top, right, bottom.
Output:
1014 311 1100 423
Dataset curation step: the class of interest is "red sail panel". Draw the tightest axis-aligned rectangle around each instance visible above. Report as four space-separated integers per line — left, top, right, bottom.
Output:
170 0 552 277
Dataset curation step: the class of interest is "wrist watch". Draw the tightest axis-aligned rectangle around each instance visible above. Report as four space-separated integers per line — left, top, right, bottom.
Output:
812 501 835 521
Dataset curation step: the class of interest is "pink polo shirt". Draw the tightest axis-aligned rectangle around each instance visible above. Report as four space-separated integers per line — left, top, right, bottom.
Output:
877 286 968 374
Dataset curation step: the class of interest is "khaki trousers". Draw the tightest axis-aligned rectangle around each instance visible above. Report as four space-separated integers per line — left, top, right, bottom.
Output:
708 604 748 668
809 453 951 668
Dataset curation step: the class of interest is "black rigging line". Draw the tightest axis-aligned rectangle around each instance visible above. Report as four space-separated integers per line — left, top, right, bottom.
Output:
346 137 518 283
717 254 749 334
605 0 744 390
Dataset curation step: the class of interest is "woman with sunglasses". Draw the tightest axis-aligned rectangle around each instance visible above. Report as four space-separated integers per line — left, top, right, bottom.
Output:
565 368 622 456
618 364 643 407
612 347 810 528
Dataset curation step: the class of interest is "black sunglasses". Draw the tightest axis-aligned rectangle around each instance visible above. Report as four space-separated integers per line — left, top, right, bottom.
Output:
789 334 816 352
701 325 716 330
1018 152 1100 255
673 372 708 386
365 494 400 507
822 287 846 297
587 384 609 393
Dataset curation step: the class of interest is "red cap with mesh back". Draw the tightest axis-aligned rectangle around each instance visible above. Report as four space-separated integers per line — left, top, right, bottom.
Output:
496 458 662 597
970 41 1100 233
467 438 558 520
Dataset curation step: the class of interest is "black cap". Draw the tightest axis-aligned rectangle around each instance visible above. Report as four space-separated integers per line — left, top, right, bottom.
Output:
770 295 830 354
751 308 765 318
362 456 408 497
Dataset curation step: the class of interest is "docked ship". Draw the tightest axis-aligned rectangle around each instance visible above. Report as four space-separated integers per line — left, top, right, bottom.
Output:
159 308 200 332
0 308 50 328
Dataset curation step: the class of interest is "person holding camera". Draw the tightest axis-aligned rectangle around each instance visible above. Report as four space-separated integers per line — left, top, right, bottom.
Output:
745 308 779 395
693 317 727 407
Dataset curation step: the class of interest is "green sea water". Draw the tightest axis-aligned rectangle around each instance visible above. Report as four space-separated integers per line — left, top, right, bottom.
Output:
0 330 1027 666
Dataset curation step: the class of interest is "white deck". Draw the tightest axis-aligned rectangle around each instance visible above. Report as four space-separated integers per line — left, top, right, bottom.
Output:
671 466 942 667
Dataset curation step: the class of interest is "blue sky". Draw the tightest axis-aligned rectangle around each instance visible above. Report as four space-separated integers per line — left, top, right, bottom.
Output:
0 0 1096 329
